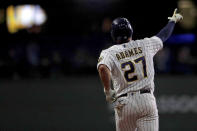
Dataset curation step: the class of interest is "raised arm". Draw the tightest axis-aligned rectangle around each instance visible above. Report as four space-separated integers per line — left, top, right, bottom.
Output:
156 9 183 43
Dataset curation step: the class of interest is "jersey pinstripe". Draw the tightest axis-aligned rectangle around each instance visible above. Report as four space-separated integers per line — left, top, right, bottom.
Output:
97 36 163 97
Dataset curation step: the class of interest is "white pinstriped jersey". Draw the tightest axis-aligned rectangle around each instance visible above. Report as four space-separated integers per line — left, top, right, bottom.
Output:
97 36 163 96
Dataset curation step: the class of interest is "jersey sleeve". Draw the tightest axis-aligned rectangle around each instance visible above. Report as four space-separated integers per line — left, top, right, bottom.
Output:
144 36 163 55
97 50 114 71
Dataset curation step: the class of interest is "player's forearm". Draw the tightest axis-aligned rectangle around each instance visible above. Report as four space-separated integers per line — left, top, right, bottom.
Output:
98 65 111 91
156 21 175 43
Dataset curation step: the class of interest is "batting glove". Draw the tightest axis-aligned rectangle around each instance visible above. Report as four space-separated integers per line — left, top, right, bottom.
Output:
168 8 183 23
104 88 116 103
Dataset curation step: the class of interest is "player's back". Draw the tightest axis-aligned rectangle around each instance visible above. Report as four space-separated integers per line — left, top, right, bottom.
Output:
98 36 163 96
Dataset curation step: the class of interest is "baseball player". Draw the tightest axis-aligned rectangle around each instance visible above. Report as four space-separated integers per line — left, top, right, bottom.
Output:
97 9 183 131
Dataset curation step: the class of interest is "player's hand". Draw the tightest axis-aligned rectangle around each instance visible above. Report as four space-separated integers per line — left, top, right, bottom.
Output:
168 8 183 23
104 88 116 103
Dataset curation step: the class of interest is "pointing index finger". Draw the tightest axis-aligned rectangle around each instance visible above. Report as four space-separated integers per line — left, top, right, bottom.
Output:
173 8 177 15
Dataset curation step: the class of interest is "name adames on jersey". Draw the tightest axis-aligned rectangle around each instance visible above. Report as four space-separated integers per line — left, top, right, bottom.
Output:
116 47 143 61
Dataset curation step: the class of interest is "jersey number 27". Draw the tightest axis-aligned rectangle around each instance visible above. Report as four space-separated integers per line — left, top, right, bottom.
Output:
121 56 147 83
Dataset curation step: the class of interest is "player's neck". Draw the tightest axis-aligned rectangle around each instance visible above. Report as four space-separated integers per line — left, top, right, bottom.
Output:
128 38 132 41
117 38 132 44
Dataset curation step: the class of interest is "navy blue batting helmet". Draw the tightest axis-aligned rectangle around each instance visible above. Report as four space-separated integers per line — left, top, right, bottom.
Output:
111 17 133 43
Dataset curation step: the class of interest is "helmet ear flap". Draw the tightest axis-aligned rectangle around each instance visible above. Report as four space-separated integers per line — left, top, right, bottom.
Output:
111 29 116 42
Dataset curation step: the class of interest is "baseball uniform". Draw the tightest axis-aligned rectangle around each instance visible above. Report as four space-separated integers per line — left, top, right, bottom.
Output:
97 36 162 131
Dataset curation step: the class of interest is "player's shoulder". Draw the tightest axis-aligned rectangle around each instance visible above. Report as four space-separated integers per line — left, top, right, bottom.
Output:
100 45 119 54
132 36 162 47
140 36 162 43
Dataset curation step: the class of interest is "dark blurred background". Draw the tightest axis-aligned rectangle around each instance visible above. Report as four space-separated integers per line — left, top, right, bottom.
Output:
0 0 197 130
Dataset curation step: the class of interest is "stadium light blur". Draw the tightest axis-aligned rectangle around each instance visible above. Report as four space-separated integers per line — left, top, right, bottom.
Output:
166 33 196 44
178 0 197 30
6 5 47 33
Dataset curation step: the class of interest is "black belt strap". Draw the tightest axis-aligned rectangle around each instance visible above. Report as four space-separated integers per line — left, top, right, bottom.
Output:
118 88 151 98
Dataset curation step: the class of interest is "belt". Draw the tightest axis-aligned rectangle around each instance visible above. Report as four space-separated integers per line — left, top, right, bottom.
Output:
117 88 151 98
